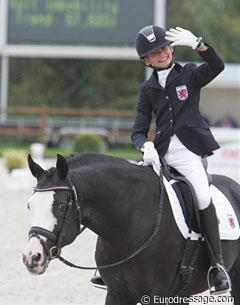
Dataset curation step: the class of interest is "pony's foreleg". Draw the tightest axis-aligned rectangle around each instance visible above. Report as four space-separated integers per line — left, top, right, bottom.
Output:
105 291 135 305
105 291 117 305
229 258 240 305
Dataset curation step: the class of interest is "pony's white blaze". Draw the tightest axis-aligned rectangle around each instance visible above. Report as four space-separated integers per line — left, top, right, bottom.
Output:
29 191 57 238
23 191 57 274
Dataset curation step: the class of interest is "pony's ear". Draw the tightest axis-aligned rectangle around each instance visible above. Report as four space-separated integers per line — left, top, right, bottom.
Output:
28 154 44 179
56 154 68 180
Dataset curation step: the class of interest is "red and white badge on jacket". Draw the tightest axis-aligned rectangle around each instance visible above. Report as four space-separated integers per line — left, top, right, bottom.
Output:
176 85 188 101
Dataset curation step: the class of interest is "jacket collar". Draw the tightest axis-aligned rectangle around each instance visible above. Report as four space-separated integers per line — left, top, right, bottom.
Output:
148 63 182 90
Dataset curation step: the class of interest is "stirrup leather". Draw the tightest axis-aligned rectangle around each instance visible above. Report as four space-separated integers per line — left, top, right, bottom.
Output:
207 264 231 295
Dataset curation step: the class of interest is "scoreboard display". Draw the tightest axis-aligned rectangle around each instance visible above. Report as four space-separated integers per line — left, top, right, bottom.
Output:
8 0 154 45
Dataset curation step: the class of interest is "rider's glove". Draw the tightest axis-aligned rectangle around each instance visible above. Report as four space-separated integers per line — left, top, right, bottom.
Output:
165 27 202 49
141 141 161 176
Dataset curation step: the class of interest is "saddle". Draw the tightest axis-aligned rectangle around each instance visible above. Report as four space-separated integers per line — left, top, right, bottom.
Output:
160 157 209 234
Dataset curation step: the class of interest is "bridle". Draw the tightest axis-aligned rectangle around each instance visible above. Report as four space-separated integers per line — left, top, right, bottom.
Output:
29 184 84 260
28 169 165 270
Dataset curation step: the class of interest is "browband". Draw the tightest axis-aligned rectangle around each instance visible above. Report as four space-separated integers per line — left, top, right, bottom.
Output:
34 186 72 192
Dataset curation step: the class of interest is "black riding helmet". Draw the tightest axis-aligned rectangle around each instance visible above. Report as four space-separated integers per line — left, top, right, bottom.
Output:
136 25 170 59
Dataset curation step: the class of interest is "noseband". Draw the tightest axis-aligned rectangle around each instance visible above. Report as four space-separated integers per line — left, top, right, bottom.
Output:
29 184 84 260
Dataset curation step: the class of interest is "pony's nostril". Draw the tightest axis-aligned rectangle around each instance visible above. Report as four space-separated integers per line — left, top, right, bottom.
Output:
35 253 42 262
32 253 42 264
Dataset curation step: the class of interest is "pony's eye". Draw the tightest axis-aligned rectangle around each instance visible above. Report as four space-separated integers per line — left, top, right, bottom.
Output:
27 203 30 210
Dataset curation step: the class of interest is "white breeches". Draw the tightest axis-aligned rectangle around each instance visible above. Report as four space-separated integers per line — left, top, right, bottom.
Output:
164 135 211 210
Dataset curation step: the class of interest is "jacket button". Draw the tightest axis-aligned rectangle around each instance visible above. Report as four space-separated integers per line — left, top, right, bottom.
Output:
165 96 169 100
170 119 173 123
169 107 172 111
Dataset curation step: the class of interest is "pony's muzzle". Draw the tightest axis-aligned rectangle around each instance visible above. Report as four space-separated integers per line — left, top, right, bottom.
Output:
22 237 49 274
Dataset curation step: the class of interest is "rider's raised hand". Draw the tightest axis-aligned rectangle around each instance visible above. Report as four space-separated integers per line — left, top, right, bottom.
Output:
165 27 202 49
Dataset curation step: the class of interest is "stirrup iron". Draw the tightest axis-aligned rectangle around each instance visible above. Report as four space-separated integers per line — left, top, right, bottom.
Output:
90 270 107 290
207 264 231 295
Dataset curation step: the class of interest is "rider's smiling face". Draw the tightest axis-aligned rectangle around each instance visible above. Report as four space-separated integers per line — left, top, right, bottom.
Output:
144 45 173 69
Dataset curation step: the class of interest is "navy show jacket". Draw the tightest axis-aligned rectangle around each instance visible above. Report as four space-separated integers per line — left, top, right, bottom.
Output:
131 46 224 157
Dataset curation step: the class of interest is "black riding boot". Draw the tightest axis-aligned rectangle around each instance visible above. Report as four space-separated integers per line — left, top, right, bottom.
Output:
200 202 231 295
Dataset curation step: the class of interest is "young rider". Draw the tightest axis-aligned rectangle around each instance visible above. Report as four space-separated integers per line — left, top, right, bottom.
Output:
132 25 231 295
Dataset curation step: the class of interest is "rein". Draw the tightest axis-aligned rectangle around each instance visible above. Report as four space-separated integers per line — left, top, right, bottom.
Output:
29 168 165 270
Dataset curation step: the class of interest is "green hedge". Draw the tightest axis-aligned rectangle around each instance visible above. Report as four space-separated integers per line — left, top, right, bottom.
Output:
3 149 27 172
73 134 104 153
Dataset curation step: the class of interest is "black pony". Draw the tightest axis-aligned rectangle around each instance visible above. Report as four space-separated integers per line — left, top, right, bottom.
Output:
23 153 240 305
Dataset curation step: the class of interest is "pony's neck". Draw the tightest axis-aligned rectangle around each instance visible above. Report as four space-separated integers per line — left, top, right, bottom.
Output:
70 159 158 248
80 166 136 245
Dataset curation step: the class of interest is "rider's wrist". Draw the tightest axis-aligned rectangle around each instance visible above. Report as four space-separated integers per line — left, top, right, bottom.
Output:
196 41 208 52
